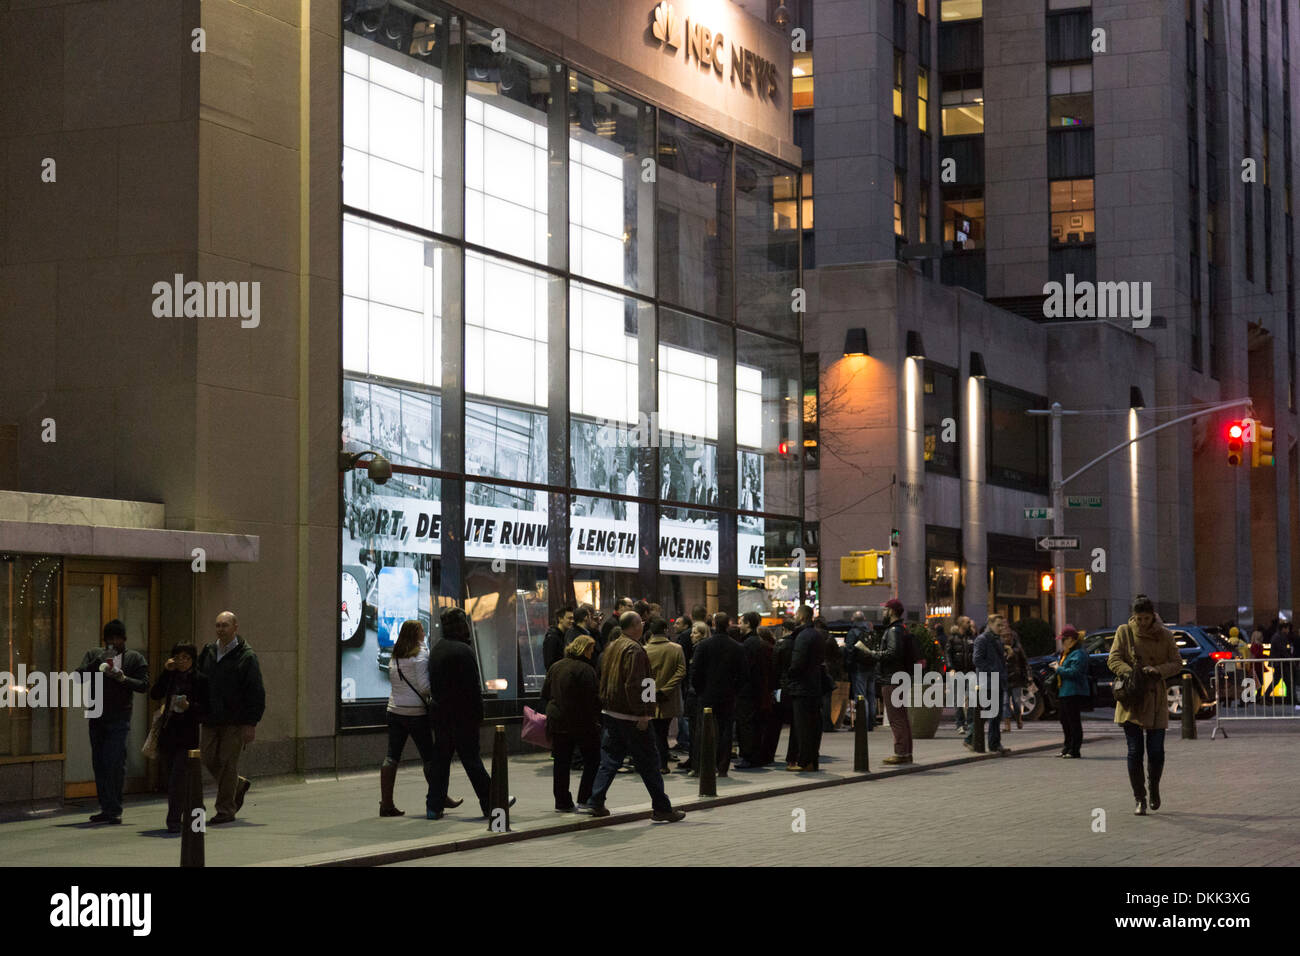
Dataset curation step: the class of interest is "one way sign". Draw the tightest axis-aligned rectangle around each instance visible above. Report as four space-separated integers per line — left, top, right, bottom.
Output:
1036 536 1080 551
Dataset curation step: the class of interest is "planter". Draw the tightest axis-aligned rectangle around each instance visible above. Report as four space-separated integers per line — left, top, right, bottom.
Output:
908 689 943 739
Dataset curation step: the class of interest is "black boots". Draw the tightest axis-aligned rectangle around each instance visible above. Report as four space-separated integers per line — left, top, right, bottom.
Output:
380 762 404 817
1148 754 1164 811
1128 764 1147 815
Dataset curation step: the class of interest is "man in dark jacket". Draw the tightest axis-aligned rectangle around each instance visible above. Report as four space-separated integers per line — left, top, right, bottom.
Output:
691 612 749 775
774 616 798 766
858 599 912 764
76 619 149 824
969 614 1010 755
586 612 685 822
946 615 977 731
734 611 768 767
786 605 824 771
843 611 878 732
543 605 575 672
755 627 782 764
427 607 503 819
196 611 266 824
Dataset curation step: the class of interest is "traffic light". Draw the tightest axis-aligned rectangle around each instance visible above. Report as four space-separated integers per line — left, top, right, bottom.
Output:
1040 572 1054 593
778 440 791 457
1253 424 1275 467
1227 420 1244 467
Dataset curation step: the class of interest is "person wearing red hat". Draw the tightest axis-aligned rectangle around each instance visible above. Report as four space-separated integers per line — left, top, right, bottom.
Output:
1049 626 1088 758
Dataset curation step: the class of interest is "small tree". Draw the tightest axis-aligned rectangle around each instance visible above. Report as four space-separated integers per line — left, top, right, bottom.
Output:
1013 616 1055 658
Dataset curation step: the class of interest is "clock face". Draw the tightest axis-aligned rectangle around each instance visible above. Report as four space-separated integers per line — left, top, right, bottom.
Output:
341 571 364 642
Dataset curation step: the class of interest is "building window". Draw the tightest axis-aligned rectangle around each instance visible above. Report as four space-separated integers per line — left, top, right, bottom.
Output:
894 171 906 237
941 71 984 135
986 385 1050 491
918 66 930 132
942 188 984 250
802 353 819 469
919 180 930 242
924 364 958 474
774 166 813 232
919 0 929 15
894 50 905 118
793 52 814 110
940 0 981 21
0 556 62 758
1049 62 1093 127
1050 178 1094 246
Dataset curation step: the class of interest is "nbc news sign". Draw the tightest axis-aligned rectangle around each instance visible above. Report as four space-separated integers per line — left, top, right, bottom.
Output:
649 1 781 105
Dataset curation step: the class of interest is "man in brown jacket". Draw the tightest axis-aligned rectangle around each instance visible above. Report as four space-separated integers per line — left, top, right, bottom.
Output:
586 612 686 823
644 618 686 773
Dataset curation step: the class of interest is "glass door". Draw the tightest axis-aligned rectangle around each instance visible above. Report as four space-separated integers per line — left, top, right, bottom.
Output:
63 570 159 799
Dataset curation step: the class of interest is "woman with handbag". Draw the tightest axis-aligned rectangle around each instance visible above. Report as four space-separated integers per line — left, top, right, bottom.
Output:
383 619 462 818
1050 626 1088 758
540 634 602 813
1107 595 1183 815
149 643 209 833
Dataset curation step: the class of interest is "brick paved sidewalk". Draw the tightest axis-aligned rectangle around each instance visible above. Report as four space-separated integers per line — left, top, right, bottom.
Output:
0 717 1114 866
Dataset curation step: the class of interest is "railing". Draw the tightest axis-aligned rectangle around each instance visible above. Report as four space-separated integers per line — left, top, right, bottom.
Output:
1211 657 1299 739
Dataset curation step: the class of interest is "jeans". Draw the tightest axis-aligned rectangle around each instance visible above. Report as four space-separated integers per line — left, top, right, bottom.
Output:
677 704 693 753
1122 723 1165 797
1005 687 1023 723
589 715 673 813
430 721 493 816
850 672 877 730
551 730 600 809
1057 695 1084 756
386 712 436 763
986 693 1003 751
652 718 673 770
88 717 131 817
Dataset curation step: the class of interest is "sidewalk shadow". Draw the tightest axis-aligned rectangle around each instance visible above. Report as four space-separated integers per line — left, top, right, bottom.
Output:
138 829 180 839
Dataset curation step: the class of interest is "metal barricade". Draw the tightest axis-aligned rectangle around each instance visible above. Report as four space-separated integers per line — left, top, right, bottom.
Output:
1212 656 1300 739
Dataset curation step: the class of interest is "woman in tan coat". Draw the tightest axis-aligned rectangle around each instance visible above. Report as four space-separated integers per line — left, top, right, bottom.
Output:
1107 594 1183 815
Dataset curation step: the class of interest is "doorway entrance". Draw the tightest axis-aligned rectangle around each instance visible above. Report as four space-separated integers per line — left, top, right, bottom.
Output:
63 566 159 799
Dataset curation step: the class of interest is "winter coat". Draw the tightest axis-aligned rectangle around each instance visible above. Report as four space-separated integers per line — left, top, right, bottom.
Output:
427 635 484 727
149 668 209 752
946 631 975 673
644 635 686 719
786 624 826 698
1004 642 1030 689
1055 647 1089 698
195 638 265 727
540 657 601 738
1108 616 1182 730
692 632 748 713
597 635 655 718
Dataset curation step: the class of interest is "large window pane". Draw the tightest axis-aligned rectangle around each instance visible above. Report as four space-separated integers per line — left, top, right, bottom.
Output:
344 378 440 470
465 25 564 266
343 214 449 387
736 330 802 516
570 495 639 570
658 308 721 510
659 507 720 576
1050 178 1095 246
344 3 455 233
569 282 646 435
340 472 444 702
464 251 555 410
463 482 554 699
465 400 547 484
569 74 656 293
986 385 1049 490
738 518 802 619
736 148 800 338
658 114 732 318
923 364 958 474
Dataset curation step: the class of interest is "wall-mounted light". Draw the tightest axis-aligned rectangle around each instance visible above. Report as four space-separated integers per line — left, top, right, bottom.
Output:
906 330 926 358
844 328 869 357
1129 386 1145 410
969 351 987 379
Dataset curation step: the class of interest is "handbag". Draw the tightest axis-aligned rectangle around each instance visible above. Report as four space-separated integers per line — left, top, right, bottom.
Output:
521 704 551 749
1112 628 1146 709
141 703 166 760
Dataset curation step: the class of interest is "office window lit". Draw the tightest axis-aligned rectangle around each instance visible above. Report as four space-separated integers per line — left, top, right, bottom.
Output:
918 67 930 132
941 72 983 135
793 53 814 110
1050 178 1095 246
894 51 905 118
1048 63 1093 127
941 0 982 21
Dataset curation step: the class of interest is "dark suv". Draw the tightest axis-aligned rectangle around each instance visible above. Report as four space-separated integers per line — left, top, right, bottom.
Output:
1023 625 1229 721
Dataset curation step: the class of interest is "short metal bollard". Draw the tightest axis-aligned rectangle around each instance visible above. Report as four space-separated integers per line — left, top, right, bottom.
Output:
972 715 986 753
853 695 870 772
697 707 717 797
487 724 510 833
1181 673 1197 739
180 748 204 868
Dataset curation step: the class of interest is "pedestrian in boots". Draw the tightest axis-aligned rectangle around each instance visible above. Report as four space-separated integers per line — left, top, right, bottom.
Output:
541 634 602 813
1108 595 1182 815
1050 625 1087 758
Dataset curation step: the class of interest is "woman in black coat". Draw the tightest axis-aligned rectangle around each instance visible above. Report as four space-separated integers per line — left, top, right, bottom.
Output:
150 642 209 833
540 634 602 813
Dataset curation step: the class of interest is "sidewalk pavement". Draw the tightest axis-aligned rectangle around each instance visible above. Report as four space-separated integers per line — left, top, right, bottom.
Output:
0 717 1116 867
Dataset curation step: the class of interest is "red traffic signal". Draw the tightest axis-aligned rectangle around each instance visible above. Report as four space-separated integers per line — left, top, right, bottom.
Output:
778 440 791 456
1226 420 1244 467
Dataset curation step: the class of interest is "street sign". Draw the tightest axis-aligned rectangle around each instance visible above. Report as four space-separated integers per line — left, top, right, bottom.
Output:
1023 508 1053 519
1065 495 1102 508
1036 536 1080 551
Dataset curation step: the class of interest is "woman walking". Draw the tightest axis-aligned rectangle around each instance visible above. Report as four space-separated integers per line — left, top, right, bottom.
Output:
382 620 462 818
1003 629 1030 731
150 642 209 833
1107 595 1182 815
1050 625 1087 758
540 634 602 813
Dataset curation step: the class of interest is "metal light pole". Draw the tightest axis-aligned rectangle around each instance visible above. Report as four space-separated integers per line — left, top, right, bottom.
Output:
1050 403 1067 647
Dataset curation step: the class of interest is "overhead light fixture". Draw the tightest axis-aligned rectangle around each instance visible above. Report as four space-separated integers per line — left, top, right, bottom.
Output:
969 351 987 378
844 328 869 357
1130 386 1145 410
906 330 926 358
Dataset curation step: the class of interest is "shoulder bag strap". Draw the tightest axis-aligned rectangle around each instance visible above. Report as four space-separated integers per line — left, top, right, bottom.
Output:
395 655 430 711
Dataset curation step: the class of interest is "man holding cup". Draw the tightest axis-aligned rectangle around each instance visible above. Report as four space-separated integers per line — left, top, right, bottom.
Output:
76 619 149 824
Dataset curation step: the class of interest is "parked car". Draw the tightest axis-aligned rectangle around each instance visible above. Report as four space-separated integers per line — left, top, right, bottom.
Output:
1023 624 1230 721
